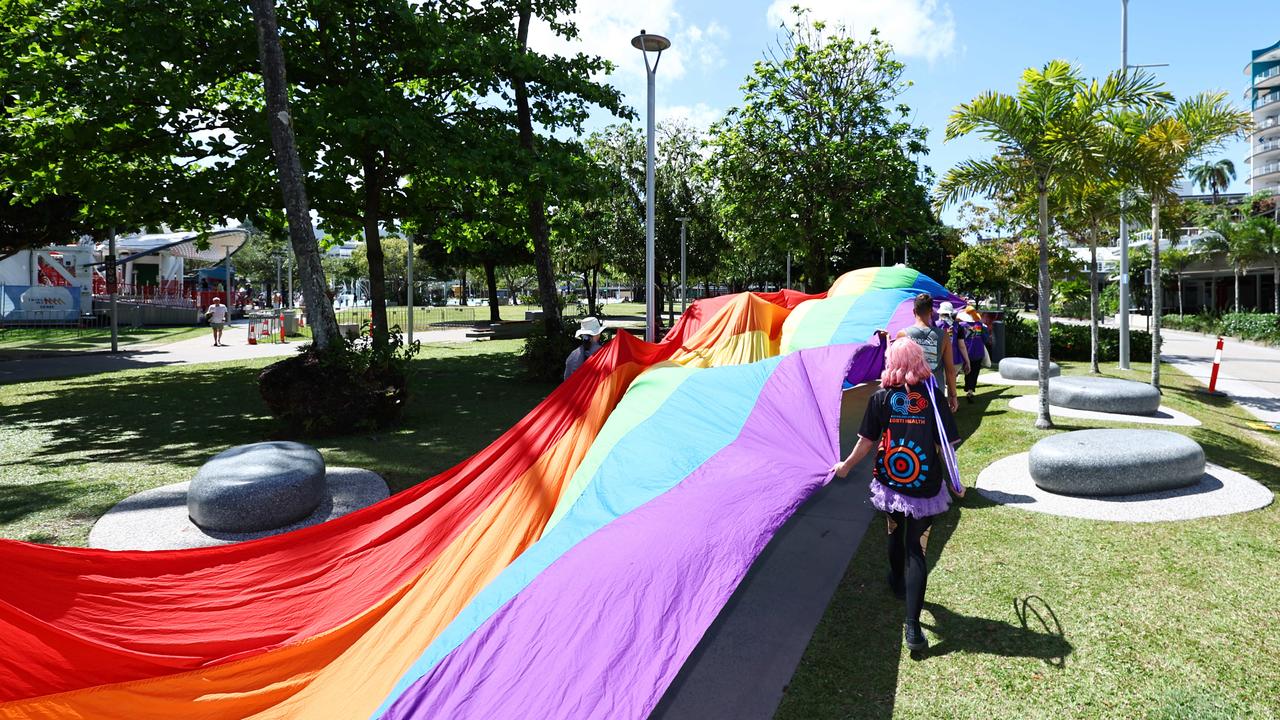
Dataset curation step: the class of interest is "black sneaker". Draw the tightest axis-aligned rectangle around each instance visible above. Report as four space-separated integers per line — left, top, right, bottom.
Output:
966 392 975 404
886 571 905 600
904 620 928 652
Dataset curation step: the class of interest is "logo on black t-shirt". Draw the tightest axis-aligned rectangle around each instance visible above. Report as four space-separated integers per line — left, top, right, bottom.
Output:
888 389 928 416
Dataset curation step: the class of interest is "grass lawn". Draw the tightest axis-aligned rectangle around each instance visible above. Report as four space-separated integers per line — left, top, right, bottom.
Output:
0 325 207 351
0 339 547 546
777 361 1280 720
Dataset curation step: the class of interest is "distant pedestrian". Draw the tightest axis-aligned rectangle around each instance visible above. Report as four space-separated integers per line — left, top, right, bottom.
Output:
956 306 993 404
206 297 229 347
897 293 958 413
563 317 605 382
831 337 964 653
936 302 972 403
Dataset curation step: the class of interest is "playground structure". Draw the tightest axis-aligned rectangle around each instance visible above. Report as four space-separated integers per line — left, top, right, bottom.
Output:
0 229 249 326
0 267 966 718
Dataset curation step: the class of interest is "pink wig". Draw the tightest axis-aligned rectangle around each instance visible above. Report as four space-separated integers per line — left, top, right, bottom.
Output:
881 337 932 388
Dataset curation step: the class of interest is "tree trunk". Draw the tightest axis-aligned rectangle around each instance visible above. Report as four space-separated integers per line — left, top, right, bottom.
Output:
1035 182 1053 429
512 5 560 339
589 266 599 318
1177 272 1184 318
1089 224 1100 374
485 257 500 323
1150 200 1162 389
361 151 389 347
803 235 828 292
1210 274 1217 314
1234 269 1241 313
248 0 339 350
1274 263 1278 314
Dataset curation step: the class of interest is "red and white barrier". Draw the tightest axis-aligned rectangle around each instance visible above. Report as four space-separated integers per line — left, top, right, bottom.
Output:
1208 336 1224 394
248 322 257 345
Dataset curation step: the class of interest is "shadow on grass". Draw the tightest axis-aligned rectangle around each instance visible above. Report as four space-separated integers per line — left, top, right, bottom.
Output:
0 480 111 525
918 597 1072 667
3 349 553 493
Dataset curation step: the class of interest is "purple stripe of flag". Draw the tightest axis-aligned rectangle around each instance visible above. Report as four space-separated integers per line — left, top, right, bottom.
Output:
380 343 857 720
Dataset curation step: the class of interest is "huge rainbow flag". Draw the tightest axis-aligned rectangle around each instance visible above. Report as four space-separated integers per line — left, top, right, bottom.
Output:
0 266 960 719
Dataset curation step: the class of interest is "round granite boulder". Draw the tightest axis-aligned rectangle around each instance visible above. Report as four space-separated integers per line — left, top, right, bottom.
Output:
188 441 326 532
1029 429 1205 496
1047 376 1160 415
999 357 1061 381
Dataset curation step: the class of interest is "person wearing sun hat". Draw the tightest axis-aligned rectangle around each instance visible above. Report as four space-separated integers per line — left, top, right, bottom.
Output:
936 301 972 404
563 316 606 381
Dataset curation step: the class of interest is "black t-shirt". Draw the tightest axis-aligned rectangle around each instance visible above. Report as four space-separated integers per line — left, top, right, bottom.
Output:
857 382 959 498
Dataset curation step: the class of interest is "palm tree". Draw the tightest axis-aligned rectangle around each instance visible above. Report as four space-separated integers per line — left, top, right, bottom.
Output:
1205 218 1261 313
1162 246 1195 318
1111 93 1251 389
1188 158 1237 203
937 60 1168 428
1057 177 1133 373
1242 216 1280 312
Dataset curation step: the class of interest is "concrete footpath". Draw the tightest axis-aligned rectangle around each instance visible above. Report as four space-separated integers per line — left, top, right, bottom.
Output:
0 322 477 385
1159 328 1280 425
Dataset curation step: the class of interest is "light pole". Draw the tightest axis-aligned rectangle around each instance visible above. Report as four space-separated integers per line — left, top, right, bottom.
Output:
406 234 415 346
1118 0 1168 369
633 29 670 342
676 216 689 313
789 213 799 290
273 252 283 308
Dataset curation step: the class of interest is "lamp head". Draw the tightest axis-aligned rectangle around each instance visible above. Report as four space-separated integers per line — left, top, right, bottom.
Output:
631 31 671 53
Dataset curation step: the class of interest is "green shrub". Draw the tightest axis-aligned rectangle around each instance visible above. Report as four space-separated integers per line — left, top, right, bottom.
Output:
1217 312 1279 341
1050 279 1091 319
521 317 580 383
1002 317 1151 363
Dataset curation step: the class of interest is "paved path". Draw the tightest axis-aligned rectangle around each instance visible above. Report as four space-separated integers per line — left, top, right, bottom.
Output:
0 322 478 385
1159 328 1280 425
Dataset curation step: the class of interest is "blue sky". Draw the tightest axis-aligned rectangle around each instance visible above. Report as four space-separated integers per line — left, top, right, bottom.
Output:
544 0 1275 225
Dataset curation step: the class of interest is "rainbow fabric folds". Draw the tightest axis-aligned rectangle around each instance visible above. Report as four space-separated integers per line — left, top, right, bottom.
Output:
0 267 959 720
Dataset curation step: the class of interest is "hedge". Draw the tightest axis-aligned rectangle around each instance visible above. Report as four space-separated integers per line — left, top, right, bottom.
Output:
1003 317 1152 363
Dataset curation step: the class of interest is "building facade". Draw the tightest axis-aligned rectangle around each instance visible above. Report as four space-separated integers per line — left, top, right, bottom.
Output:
1247 39 1280 195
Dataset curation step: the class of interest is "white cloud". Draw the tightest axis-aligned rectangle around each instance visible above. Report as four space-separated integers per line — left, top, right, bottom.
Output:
660 102 723 132
765 0 956 63
528 0 730 97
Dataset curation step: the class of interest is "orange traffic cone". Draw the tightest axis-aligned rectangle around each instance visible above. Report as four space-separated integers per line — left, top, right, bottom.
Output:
248 322 257 345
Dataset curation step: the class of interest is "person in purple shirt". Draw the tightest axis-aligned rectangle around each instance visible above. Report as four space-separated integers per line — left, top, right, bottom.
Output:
831 337 964 652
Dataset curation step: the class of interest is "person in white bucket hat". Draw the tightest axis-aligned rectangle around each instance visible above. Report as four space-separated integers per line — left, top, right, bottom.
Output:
564 316 606 381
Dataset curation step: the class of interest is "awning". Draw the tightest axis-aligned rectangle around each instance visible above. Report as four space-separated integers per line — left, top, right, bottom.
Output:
88 229 250 266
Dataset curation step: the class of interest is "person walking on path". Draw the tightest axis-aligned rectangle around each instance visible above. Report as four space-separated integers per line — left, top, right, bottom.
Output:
206 297 229 347
954 305 993 404
898 293 959 412
563 317 606 381
937 301 974 404
832 338 964 652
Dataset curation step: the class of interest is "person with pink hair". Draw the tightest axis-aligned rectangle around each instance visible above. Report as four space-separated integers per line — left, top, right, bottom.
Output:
831 337 964 653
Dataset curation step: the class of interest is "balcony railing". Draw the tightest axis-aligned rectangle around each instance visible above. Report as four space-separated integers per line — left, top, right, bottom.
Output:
1256 138 1280 156
1256 66 1280 84
1254 161 1280 178
1256 91 1280 110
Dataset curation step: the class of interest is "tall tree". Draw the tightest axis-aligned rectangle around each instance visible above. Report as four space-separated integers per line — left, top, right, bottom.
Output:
248 0 342 348
708 16 932 291
1241 215 1280 313
937 61 1169 428
1205 218 1261 313
1112 93 1250 388
1188 158 1237 203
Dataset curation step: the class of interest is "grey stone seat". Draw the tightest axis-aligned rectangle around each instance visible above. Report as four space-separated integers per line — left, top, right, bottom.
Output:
1029 429 1205 496
999 357 1060 381
1048 376 1160 415
188 441 326 532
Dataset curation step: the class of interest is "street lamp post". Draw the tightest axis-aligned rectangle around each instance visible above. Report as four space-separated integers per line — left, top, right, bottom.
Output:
633 29 670 343
273 252 283 308
676 216 689 313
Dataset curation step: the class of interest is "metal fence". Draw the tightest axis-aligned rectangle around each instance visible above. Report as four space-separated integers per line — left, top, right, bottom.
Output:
333 305 482 333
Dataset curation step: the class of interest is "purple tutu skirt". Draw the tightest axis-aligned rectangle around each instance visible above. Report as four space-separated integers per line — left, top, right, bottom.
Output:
869 478 951 519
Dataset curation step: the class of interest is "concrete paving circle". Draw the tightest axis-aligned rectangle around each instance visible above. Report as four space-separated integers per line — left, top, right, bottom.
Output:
89 467 389 550
1007 394 1202 427
976 452 1272 522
